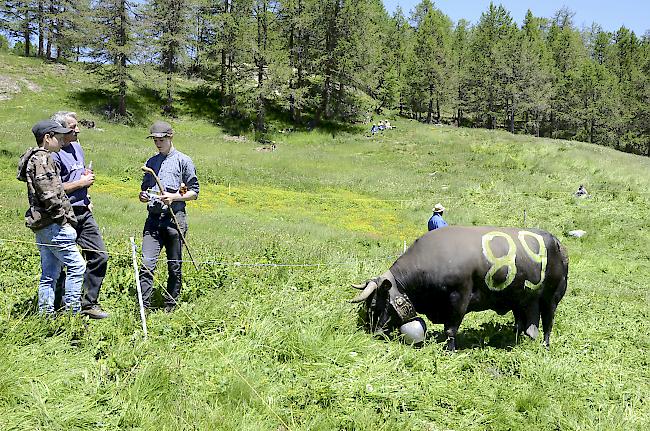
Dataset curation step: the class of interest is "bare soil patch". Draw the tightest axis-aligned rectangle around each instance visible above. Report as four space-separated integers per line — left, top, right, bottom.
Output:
0 75 42 100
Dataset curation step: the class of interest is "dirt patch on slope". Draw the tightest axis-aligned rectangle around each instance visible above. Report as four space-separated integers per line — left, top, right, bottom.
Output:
0 75 42 100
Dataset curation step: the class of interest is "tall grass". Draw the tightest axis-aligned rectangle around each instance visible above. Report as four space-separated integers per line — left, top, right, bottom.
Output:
1 53 649 430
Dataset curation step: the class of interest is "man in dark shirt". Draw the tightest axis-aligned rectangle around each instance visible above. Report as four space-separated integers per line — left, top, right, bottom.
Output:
138 121 199 312
51 111 109 319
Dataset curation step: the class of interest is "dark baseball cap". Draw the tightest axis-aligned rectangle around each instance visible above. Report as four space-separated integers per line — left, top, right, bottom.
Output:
147 120 174 138
32 120 72 142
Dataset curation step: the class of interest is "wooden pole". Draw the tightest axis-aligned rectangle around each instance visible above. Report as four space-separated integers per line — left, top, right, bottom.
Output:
141 166 199 270
130 237 148 339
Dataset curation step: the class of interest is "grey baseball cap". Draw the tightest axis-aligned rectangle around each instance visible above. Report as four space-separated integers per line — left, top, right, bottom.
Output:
32 120 72 142
147 120 174 138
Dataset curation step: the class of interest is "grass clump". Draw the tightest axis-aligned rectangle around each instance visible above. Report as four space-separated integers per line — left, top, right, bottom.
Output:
1 53 649 430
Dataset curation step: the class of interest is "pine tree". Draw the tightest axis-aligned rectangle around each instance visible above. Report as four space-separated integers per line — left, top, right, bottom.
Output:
202 0 255 117
279 0 313 123
450 19 470 126
517 10 553 136
144 0 191 113
388 7 410 117
89 0 134 118
250 0 289 131
546 7 585 138
466 2 517 129
0 1 35 56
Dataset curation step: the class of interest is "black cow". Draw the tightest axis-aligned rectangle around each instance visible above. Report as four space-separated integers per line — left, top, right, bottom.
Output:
351 226 568 350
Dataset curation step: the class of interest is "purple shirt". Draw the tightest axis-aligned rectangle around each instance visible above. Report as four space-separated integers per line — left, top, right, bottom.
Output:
51 141 90 207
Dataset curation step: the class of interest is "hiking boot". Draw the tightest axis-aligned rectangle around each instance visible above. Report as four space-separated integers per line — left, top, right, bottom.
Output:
163 304 176 313
82 305 109 320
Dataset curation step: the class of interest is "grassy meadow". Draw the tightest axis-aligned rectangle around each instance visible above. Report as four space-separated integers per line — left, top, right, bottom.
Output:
0 53 649 430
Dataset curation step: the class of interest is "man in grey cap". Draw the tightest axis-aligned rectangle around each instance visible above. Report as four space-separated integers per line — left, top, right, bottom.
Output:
17 120 86 315
138 121 199 312
50 111 109 319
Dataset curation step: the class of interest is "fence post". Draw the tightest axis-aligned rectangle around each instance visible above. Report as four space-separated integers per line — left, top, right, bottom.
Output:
130 237 148 339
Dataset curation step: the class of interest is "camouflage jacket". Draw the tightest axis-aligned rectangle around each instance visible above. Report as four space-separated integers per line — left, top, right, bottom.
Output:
17 147 77 231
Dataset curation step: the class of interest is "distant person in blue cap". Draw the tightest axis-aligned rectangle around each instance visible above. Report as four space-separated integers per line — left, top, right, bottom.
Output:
427 203 448 231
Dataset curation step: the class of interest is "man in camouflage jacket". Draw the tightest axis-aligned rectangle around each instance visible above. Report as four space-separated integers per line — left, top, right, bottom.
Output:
17 120 86 315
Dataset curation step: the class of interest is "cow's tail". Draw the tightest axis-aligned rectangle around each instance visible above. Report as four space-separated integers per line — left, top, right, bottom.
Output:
552 235 569 299
555 236 569 276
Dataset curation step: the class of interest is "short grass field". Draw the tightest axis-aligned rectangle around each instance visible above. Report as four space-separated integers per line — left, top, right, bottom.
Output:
1 53 649 430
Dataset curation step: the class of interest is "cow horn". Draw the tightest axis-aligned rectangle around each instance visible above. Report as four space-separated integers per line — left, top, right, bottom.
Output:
351 282 367 290
350 281 378 303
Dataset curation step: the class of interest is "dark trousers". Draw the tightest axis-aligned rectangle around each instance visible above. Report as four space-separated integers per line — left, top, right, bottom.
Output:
139 212 187 308
55 207 108 310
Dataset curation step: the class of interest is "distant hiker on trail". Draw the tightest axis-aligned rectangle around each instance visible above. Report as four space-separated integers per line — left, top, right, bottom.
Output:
17 120 86 316
575 184 589 198
427 203 448 231
51 111 110 319
138 121 199 313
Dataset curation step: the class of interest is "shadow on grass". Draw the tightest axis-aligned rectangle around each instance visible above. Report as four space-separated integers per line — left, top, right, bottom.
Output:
68 86 166 126
69 82 368 138
177 85 250 136
179 84 367 138
427 321 518 350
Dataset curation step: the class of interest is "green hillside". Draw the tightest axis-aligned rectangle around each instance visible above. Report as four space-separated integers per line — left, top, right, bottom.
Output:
1 54 649 430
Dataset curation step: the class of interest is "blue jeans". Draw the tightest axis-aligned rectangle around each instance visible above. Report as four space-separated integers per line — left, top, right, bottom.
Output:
34 223 86 314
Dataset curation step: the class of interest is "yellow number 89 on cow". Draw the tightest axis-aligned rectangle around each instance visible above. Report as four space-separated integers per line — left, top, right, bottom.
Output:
482 230 547 291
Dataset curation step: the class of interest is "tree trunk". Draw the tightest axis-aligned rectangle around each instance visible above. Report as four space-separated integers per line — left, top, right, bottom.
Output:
46 1 55 59
23 17 30 56
117 0 128 117
550 111 555 136
38 0 44 57
54 2 61 61
436 97 441 123
255 1 267 132
165 53 174 112
487 92 494 129
426 84 433 123
288 2 296 122
318 74 332 122
220 0 230 97
317 0 339 122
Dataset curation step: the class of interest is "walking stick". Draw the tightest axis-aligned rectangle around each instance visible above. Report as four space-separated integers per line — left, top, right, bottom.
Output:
141 165 199 271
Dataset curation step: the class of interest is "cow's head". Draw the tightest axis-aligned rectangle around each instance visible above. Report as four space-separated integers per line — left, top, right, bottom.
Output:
351 278 395 337
351 273 422 343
